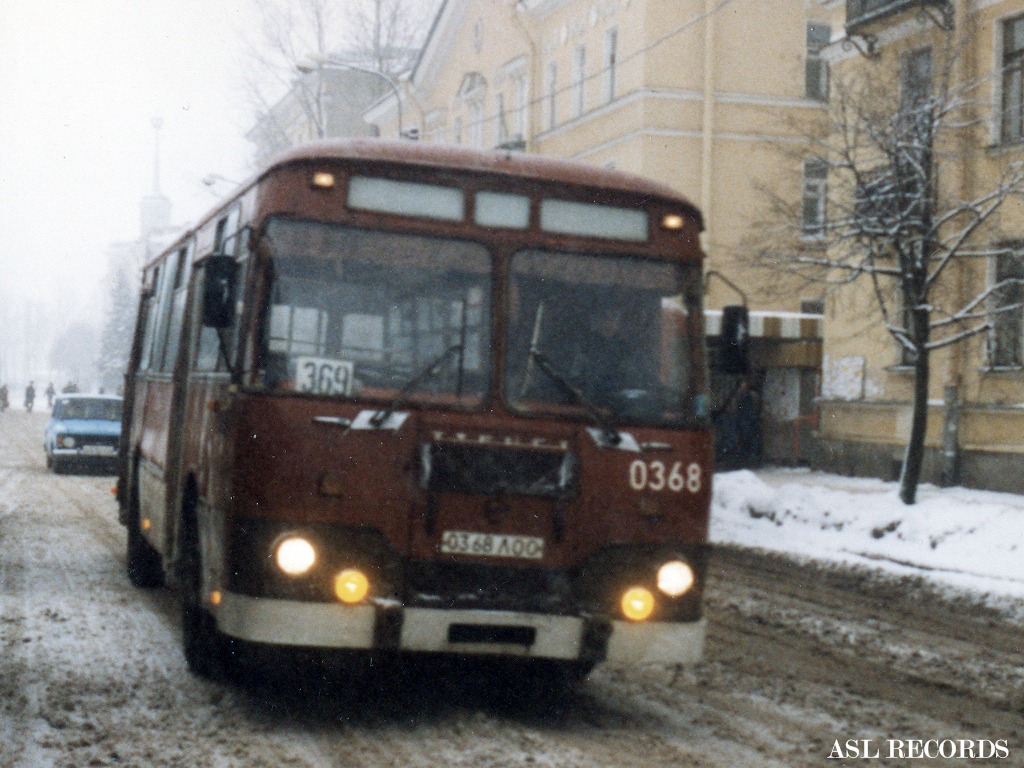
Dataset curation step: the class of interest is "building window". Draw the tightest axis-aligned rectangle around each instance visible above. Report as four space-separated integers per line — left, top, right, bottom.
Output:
898 291 920 367
469 99 484 148
604 27 618 103
513 72 528 141
900 47 932 117
573 44 586 117
800 298 825 316
496 92 508 146
1002 15 1024 144
545 62 558 129
991 245 1024 367
802 158 827 236
806 23 830 101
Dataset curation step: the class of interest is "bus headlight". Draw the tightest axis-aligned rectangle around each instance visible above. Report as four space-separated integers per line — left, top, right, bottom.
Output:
58 435 76 448
620 586 655 621
657 560 695 597
275 536 316 576
334 569 370 604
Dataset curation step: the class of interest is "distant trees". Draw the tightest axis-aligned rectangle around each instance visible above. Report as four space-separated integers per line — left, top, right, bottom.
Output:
49 323 99 391
243 0 441 152
755 36 1024 504
97 264 137 394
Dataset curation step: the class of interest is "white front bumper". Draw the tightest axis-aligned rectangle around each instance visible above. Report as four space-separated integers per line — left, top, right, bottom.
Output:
215 591 705 666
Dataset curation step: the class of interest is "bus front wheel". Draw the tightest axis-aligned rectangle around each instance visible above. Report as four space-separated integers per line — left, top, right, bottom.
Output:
180 512 236 679
126 477 164 588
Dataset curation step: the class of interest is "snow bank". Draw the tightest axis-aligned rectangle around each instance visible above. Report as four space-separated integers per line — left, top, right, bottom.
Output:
710 468 1024 611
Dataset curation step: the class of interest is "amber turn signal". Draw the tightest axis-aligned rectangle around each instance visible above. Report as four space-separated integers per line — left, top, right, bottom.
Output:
621 586 655 621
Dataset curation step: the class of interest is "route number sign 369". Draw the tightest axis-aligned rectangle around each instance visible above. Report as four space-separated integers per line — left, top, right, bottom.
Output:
295 357 355 396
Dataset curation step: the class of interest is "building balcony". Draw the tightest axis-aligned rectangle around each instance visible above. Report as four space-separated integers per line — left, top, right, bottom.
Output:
846 0 952 34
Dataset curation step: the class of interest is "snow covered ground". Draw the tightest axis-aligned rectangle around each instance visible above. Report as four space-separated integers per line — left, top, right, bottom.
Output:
711 468 1024 617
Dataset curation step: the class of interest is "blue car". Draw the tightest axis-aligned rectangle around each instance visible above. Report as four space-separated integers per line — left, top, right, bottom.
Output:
45 394 123 474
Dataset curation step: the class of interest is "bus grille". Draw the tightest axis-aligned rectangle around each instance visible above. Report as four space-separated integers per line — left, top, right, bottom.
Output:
421 444 575 498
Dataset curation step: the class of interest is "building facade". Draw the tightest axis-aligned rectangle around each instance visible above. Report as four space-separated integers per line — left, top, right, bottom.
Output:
812 0 1024 492
367 0 835 464
247 65 392 167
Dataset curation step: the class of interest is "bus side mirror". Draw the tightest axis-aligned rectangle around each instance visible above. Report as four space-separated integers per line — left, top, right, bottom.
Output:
202 255 238 328
716 304 750 375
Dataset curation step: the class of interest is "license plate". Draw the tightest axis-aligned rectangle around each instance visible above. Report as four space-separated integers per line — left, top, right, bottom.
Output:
440 531 544 560
82 446 116 456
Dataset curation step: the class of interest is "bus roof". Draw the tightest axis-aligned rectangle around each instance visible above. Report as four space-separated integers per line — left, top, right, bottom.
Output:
144 139 704 274
266 139 704 231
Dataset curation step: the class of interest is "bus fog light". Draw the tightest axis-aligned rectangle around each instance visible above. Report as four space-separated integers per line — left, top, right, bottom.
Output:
334 569 370 604
275 537 316 576
657 560 695 597
621 586 655 621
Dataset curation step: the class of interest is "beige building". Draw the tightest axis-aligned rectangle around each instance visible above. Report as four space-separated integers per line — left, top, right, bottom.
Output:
808 0 1024 492
365 0 833 464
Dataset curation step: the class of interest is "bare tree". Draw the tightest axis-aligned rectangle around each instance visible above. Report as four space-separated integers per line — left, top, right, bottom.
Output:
241 0 342 155
341 0 441 79
754 35 1024 504
241 0 441 159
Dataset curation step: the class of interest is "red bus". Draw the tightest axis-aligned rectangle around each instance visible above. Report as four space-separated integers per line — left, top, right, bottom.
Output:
118 139 725 680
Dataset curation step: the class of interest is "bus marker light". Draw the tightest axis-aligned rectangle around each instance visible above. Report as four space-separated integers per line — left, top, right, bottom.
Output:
312 172 336 189
318 473 344 497
657 560 695 597
209 590 222 607
275 537 316 576
621 587 655 621
334 569 370 604
661 213 685 231
141 518 152 531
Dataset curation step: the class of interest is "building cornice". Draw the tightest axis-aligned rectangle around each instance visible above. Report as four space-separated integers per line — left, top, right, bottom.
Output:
536 87 825 147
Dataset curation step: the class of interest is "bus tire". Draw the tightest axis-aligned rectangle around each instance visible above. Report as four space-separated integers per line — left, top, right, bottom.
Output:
126 477 164 588
180 510 235 679
127 523 164 588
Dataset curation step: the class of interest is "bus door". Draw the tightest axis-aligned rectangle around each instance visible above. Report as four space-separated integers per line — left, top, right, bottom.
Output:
172 216 246 564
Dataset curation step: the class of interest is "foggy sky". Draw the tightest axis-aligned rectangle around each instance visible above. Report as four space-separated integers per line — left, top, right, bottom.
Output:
0 0 257 317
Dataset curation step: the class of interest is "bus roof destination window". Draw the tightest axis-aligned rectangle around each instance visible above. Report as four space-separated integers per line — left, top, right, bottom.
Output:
348 176 465 222
475 191 530 229
540 199 648 242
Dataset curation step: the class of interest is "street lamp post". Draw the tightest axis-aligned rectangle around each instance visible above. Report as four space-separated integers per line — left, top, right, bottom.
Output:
296 56 404 139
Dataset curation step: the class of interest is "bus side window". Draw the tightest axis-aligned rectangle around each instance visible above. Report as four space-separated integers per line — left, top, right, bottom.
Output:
195 262 223 372
160 243 192 373
138 265 163 372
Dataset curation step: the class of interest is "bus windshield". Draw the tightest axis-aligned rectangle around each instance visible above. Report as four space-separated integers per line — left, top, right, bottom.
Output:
505 250 699 427
256 218 491 404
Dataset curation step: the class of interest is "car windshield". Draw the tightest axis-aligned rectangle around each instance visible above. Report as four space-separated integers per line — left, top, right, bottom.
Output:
505 249 701 427
57 399 122 421
255 219 491 405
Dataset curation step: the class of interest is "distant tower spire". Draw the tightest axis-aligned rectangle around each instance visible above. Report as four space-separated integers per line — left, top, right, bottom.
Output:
140 115 172 237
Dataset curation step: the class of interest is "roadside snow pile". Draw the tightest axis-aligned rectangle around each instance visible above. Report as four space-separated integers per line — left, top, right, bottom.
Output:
710 468 1024 606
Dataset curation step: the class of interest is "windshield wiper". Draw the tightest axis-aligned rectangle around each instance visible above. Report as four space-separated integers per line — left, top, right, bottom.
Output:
370 344 464 428
527 345 622 446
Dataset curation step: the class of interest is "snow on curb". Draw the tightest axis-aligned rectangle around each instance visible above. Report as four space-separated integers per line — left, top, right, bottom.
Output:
710 468 1024 615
